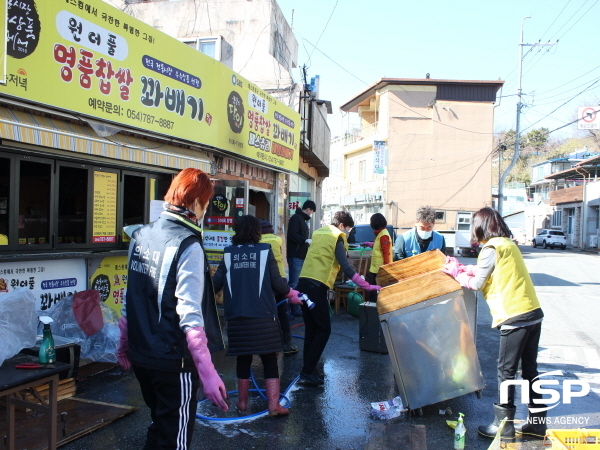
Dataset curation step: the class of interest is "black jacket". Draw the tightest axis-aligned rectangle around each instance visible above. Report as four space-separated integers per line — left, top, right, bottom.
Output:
125 213 224 372
212 243 290 320
286 208 311 259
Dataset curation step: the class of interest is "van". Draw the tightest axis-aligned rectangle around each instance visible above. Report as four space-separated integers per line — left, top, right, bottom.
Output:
347 224 396 246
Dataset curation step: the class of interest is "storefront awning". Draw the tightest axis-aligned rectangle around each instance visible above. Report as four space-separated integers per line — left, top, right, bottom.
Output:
0 106 212 172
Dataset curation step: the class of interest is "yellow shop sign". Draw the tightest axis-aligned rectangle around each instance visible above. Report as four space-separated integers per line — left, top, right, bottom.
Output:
1 0 300 172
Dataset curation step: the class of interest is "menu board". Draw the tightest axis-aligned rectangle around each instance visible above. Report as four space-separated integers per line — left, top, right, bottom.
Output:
92 171 118 243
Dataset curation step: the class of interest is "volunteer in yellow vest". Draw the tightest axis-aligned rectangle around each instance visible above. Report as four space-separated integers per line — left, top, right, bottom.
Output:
259 219 298 356
365 213 392 303
443 207 545 441
296 211 381 386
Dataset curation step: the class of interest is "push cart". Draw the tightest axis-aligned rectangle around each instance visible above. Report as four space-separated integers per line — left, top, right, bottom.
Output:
376 250 485 415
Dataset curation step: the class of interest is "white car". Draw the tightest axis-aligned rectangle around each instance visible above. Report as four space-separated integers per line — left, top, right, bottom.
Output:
532 229 567 249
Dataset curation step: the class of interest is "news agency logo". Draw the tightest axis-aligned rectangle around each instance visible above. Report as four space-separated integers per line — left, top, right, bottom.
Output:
500 370 590 413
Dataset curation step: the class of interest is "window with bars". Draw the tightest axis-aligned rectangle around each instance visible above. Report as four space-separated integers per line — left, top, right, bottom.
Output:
551 210 562 228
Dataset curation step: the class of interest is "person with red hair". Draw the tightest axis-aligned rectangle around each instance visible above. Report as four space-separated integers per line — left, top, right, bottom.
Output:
117 168 228 449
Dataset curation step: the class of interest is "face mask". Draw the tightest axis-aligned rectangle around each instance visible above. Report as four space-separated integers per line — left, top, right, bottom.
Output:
416 228 432 240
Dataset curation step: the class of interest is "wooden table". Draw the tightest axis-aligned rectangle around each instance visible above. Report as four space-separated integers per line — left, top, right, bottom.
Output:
0 354 70 450
333 282 364 314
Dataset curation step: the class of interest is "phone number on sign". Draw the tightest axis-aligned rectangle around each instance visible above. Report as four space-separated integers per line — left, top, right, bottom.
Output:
126 109 175 129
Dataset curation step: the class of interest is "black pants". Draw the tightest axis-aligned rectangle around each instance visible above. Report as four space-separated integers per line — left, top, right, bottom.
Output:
277 299 291 335
132 365 200 450
497 321 542 407
236 353 279 379
366 272 378 303
297 278 330 375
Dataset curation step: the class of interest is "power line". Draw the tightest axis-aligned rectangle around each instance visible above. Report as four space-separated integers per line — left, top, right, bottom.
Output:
521 77 600 133
549 0 596 41
307 0 338 68
303 36 503 135
533 65 600 97
537 0 571 41
302 38 368 85
546 107 600 134
385 151 493 182
532 78 600 107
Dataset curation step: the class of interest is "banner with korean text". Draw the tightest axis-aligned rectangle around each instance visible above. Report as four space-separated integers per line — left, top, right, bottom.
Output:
0 0 300 172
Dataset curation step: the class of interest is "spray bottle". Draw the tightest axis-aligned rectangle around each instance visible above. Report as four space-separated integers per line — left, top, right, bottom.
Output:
454 412 466 449
38 316 56 364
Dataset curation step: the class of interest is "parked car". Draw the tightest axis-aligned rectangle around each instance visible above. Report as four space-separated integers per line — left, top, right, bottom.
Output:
532 229 567 249
347 224 396 246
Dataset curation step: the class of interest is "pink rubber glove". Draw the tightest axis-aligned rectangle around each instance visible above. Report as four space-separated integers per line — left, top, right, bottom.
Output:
445 256 460 266
362 242 374 248
286 289 302 305
455 271 476 290
351 273 381 291
186 327 229 412
463 265 477 277
442 256 466 278
116 316 131 371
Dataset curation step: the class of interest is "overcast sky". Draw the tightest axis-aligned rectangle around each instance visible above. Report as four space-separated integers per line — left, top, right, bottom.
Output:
276 0 600 141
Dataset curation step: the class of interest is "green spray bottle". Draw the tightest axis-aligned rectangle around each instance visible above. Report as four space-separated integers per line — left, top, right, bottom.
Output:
38 316 56 364
454 412 466 449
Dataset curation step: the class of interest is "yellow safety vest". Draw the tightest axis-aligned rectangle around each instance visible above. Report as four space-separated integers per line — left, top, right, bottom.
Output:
300 225 348 289
259 233 285 277
481 237 540 328
370 229 392 273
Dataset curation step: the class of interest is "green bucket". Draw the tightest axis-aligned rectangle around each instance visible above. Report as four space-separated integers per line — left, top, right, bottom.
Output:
347 290 363 317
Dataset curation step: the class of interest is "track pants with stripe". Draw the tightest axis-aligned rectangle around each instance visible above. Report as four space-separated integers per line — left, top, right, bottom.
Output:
133 365 200 450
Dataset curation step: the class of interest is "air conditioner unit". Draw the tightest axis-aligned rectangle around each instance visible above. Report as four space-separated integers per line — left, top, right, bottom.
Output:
590 235 599 248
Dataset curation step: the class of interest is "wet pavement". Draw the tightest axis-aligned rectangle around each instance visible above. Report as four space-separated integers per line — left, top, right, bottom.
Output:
61 252 600 450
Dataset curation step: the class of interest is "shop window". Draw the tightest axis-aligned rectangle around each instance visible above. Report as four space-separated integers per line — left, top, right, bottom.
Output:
123 174 146 227
0 158 9 245
150 175 171 201
456 213 471 231
58 165 89 245
19 160 51 246
0 150 173 252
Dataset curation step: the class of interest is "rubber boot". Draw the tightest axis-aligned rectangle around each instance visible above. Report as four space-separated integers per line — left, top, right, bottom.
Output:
477 403 516 440
236 378 250 413
516 409 548 439
283 333 298 356
265 378 288 416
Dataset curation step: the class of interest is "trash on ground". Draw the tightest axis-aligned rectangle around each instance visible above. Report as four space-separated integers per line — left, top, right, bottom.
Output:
370 396 406 420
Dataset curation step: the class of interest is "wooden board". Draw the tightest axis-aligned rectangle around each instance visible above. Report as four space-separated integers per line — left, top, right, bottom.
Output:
364 423 427 450
376 249 445 287
377 271 461 315
0 397 137 450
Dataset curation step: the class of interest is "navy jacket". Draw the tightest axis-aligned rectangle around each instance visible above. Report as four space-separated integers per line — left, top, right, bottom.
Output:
212 243 290 320
125 213 224 372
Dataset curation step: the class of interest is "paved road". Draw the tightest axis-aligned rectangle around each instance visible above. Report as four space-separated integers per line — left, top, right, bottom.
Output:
470 245 600 450
60 246 599 450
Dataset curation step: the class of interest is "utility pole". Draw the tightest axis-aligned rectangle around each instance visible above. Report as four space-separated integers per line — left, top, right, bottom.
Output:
498 17 556 215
